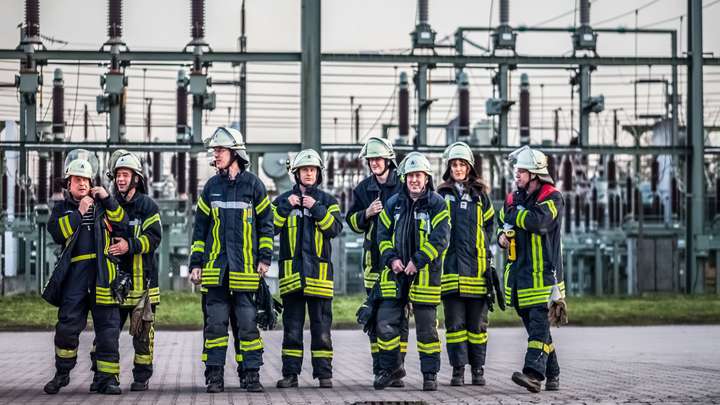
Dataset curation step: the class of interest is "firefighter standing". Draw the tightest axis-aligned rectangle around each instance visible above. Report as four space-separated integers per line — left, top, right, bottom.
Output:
345 137 408 386
497 145 566 393
105 151 162 391
437 142 495 386
273 149 343 389
44 150 128 395
374 152 450 391
188 127 274 393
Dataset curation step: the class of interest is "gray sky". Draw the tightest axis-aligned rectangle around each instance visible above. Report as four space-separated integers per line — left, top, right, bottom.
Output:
1 0 719 149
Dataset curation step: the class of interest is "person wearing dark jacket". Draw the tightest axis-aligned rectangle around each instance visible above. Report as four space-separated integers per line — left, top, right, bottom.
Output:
497 146 566 393
102 151 162 391
345 137 408 386
188 127 274 393
273 149 343 389
44 150 128 395
374 152 450 391
437 142 495 386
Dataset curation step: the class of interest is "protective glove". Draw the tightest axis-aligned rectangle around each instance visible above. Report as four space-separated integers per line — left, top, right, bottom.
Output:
547 284 569 327
110 271 132 304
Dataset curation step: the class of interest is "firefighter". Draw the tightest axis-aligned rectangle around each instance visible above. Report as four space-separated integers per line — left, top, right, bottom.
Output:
188 127 274 393
104 151 162 391
374 152 450 391
345 137 408 386
497 145 566 393
437 142 495 386
272 149 343 389
44 150 128 395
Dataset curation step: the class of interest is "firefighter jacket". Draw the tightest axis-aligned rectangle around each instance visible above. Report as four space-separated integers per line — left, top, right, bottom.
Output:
47 191 129 306
437 179 495 298
272 185 343 299
189 170 274 292
498 183 565 309
116 192 162 307
376 186 450 306
345 169 402 289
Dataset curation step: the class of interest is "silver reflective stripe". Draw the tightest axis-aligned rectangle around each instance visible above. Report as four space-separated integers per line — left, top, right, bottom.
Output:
129 219 141 226
210 200 252 209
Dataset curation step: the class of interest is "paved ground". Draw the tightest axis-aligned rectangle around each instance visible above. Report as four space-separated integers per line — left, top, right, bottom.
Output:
0 325 718 404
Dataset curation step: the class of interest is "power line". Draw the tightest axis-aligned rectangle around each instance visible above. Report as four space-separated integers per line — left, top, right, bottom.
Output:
594 0 661 26
641 0 720 28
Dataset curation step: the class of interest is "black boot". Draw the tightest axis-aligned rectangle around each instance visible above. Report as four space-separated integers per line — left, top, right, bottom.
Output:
238 370 247 389
511 371 541 393
130 380 149 391
373 369 394 390
44 371 70 395
450 366 465 386
471 367 486 386
389 367 406 388
89 375 100 393
319 378 333 388
97 376 122 395
545 376 560 391
205 366 224 393
423 373 437 391
276 374 298 388
245 370 264 392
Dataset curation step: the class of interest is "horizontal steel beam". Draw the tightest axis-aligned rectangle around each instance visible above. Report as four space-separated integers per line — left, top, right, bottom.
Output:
322 144 696 156
0 141 302 153
2 49 719 66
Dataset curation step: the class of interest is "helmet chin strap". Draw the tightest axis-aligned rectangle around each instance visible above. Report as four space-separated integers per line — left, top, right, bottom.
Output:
368 159 391 177
115 174 138 201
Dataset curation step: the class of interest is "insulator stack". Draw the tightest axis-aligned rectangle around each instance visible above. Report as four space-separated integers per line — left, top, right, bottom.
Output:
191 0 206 40
671 176 679 216
579 0 590 26
52 69 65 196
25 0 40 38
561 158 573 191
457 71 470 138
591 187 598 225
607 157 617 189
1 174 6 212
625 176 633 215
153 151 161 197
583 202 590 230
327 155 335 189
189 156 198 203
519 73 530 145
651 158 659 192
564 197 572 233
499 0 509 25
634 187 641 218
398 72 409 139
608 193 615 227
547 155 556 183
108 0 123 39
418 0 429 25
574 194 581 228
38 157 48 204
177 70 188 196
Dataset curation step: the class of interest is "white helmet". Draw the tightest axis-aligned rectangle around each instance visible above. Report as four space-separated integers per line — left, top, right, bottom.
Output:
114 152 144 179
206 126 249 163
359 137 396 166
509 145 554 183
290 149 324 173
64 158 94 180
400 152 433 177
442 142 478 181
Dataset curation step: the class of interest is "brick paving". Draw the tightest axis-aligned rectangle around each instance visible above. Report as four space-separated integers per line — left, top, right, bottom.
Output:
0 325 718 404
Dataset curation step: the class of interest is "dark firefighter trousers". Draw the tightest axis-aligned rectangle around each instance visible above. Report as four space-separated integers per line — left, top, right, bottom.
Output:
367 288 409 376
54 260 120 385
203 274 263 371
376 298 440 375
443 295 489 369
281 292 333 379
201 292 244 377
517 305 560 381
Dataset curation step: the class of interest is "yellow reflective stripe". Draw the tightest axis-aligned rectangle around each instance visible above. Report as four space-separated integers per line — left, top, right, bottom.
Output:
96 360 120 374
105 206 125 222
282 349 303 357
417 341 441 354
327 204 340 214
468 331 488 345
377 336 401 351
370 343 379 354
197 196 211 216
134 354 153 365
191 240 205 253
256 196 271 215
431 209 450 228
70 253 97 263
207 207 221 269
288 215 297 256
259 236 273 251
318 211 335 231
205 336 229 349
499 206 505 222
528 340 552 353
379 240 393 255
241 338 263 351
311 350 333 358
142 213 161 231
349 211 362 233
55 347 78 358
138 235 150 254
421 242 438 261
59 215 73 239
243 209 254 273
400 341 408 353
379 210 391 229
476 204 487 277
201 353 208 362
540 200 558 219
314 226 324 257
483 205 495 222
273 206 287 227
532 234 544 288
445 330 468 344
